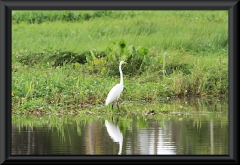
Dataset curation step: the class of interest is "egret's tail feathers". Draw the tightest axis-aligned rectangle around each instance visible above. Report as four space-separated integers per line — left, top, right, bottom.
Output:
105 100 109 105
105 97 111 105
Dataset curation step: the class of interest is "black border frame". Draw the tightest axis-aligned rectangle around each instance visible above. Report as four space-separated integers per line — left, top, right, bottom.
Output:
0 0 239 164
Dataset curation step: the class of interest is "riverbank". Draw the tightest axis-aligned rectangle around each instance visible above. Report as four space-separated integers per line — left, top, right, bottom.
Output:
12 10 228 113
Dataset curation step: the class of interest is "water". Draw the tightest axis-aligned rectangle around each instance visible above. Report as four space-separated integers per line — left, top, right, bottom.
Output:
12 98 228 155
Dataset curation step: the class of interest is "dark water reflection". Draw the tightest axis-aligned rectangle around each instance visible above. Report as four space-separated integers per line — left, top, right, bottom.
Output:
12 99 228 155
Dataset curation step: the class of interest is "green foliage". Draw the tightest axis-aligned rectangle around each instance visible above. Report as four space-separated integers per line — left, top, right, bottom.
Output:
12 10 228 112
12 10 136 24
14 49 109 67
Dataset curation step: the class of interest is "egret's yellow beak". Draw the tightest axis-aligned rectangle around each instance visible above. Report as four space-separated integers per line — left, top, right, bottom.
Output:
124 62 128 64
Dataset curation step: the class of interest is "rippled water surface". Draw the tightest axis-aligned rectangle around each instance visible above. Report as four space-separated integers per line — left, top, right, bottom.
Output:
12 99 228 155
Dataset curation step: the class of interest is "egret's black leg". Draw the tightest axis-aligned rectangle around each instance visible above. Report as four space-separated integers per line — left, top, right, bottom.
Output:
112 102 114 110
116 117 119 125
117 100 119 110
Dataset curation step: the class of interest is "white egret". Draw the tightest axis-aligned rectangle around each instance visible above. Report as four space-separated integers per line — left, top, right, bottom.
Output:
105 61 127 109
105 120 123 155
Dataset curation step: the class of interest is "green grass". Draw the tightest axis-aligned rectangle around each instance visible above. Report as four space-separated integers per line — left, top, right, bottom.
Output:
12 96 228 118
12 10 228 113
12 11 228 54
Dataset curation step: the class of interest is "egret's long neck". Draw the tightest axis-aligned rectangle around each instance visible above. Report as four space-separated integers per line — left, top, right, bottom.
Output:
118 133 123 155
119 63 123 85
118 140 123 155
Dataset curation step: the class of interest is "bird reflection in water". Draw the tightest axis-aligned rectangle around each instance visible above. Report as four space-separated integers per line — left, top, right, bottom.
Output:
105 117 123 155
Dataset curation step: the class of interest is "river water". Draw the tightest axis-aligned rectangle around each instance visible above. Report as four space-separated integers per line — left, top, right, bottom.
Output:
12 98 228 155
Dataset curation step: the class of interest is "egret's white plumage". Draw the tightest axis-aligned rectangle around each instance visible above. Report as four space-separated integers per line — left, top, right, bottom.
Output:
105 84 123 106
105 61 127 108
105 120 123 155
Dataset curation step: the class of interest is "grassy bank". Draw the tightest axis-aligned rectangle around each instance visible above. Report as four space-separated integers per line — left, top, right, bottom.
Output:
12 10 228 113
12 97 228 120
